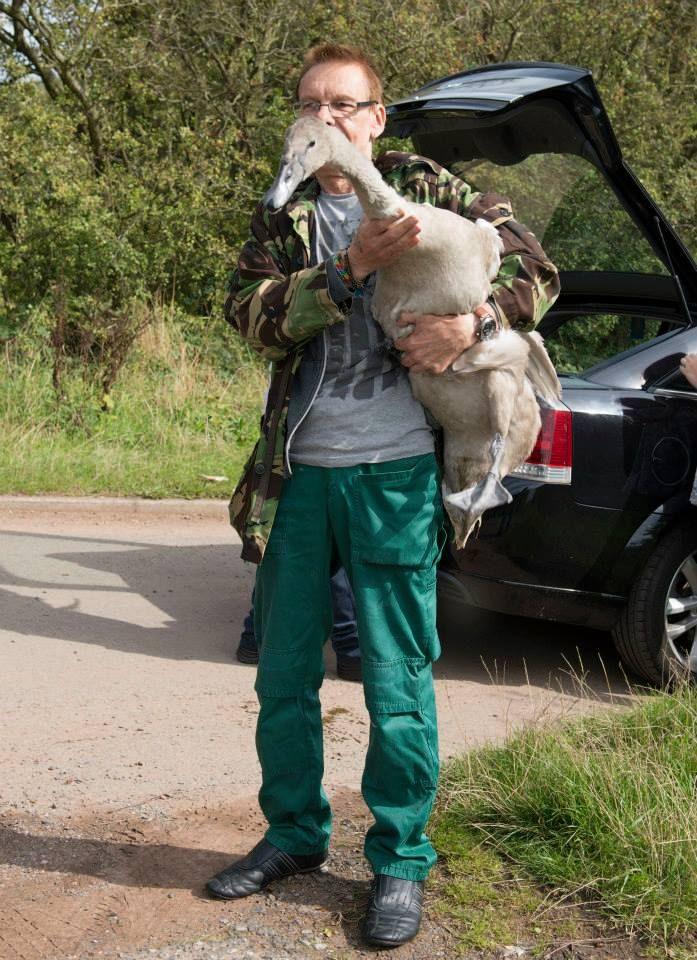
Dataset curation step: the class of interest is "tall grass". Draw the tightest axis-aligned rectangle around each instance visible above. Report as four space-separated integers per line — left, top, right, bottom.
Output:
0 312 266 497
435 683 697 946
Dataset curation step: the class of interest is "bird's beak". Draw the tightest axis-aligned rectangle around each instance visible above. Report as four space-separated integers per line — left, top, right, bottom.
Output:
263 157 304 211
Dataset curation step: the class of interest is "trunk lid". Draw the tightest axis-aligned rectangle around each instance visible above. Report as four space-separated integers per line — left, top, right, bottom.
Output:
385 61 697 305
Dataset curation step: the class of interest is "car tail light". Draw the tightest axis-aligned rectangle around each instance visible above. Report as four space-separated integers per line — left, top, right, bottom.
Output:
511 405 572 484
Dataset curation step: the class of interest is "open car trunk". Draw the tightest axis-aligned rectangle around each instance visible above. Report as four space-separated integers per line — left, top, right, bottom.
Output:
384 62 697 311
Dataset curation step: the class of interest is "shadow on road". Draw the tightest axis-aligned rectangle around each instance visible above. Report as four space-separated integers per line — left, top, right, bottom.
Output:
0 527 251 665
436 597 636 704
0 822 229 890
0 527 636 701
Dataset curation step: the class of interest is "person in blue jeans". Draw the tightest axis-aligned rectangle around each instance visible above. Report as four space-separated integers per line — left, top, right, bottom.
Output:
237 566 362 682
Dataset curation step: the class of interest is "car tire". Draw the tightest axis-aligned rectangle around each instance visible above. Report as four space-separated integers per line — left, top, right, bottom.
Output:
612 524 697 686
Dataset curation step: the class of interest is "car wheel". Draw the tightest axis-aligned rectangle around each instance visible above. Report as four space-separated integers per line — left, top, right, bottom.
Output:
612 524 697 686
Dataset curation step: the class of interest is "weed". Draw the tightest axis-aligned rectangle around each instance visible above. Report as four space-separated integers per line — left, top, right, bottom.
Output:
0 311 265 498
435 681 697 952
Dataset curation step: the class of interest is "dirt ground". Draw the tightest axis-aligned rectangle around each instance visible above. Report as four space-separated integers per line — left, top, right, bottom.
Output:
0 498 640 960
3 785 470 960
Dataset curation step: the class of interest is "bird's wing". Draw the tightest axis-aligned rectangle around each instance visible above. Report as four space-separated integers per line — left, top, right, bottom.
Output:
451 328 528 373
519 331 562 403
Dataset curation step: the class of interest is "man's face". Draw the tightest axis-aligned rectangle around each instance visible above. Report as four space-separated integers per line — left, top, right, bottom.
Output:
297 61 387 166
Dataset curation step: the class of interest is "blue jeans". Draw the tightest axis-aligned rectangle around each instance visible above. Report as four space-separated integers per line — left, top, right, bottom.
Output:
239 566 360 658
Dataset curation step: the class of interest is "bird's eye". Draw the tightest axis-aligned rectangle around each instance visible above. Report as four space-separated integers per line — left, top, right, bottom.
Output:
308 140 316 148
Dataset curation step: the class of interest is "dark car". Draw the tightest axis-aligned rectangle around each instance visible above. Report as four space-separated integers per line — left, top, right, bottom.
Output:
385 62 697 685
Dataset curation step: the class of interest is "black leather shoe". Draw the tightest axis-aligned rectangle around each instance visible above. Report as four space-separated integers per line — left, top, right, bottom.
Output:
362 875 425 948
205 838 327 900
336 653 362 682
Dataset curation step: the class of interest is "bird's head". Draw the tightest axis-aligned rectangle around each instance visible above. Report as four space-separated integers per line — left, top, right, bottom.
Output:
263 117 347 211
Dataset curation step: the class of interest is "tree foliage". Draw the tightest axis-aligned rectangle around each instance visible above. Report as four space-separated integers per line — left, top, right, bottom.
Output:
0 0 695 388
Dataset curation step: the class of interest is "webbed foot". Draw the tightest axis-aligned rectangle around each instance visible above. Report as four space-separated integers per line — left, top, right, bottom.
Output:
443 434 512 546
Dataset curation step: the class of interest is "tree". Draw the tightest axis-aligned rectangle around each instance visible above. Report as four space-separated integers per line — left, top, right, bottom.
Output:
0 0 107 171
0 0 694 380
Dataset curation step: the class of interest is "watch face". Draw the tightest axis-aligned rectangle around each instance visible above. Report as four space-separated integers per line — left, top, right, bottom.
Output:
479 317 497 340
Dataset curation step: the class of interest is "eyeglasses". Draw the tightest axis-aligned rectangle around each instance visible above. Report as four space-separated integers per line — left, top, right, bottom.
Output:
293 99 377 118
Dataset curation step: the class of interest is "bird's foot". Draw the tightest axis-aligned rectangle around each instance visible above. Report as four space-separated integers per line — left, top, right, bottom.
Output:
444 476 511 517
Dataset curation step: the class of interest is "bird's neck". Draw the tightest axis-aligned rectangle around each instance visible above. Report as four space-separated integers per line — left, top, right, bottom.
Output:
333 151 403 219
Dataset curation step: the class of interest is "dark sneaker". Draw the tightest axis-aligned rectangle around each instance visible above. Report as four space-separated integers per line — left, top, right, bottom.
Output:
236 644 259 665
362 875 424 947
206 838 328 900
336 654 362 682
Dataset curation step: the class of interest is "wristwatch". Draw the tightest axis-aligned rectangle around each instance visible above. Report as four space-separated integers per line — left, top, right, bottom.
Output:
473 305 499 342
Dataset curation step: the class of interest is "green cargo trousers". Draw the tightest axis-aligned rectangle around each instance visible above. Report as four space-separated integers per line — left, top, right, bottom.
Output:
253 452 444 881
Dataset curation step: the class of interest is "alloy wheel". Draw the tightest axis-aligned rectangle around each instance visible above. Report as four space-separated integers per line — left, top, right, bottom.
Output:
662 550 697 677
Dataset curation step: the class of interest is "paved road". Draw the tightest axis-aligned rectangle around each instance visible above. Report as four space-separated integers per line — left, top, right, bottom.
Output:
0 498 636 960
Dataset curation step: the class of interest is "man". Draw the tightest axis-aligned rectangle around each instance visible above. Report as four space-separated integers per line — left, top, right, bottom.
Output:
208 43 559 947
236 567 362 682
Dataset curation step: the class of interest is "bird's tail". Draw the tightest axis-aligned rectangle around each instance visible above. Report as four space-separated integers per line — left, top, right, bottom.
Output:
519 330 562 403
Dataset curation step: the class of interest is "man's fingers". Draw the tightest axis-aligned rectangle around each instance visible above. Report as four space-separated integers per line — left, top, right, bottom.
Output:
363 215 419 241
353 214 421 273
390 215 420 239
363 212 415 236
383 226 420 257
371 214 419 243
371 217 400 234
362 232 419 270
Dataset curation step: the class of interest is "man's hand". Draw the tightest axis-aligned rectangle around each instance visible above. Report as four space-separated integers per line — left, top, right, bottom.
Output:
680 353 697 389
394 310 482 375
347 211 420 282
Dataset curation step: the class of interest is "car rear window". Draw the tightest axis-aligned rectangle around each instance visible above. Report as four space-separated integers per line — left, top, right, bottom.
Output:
539 311 682 374
448 154 669 276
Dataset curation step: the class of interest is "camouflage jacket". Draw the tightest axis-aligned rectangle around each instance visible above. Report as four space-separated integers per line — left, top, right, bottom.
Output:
225 151 560 563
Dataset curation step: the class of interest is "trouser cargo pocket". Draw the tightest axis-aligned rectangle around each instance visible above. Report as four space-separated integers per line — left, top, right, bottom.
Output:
348 455 445 664
350 454 443 569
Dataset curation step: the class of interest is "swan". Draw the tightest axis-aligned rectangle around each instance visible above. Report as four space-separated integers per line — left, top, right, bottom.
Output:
264 117 561 545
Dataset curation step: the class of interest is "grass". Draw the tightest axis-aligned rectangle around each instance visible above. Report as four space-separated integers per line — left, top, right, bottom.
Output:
433 681 697 955
5 314 697 958
0 313 266 498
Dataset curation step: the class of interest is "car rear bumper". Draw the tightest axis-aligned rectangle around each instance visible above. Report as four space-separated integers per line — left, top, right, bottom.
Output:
437 568 625 631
